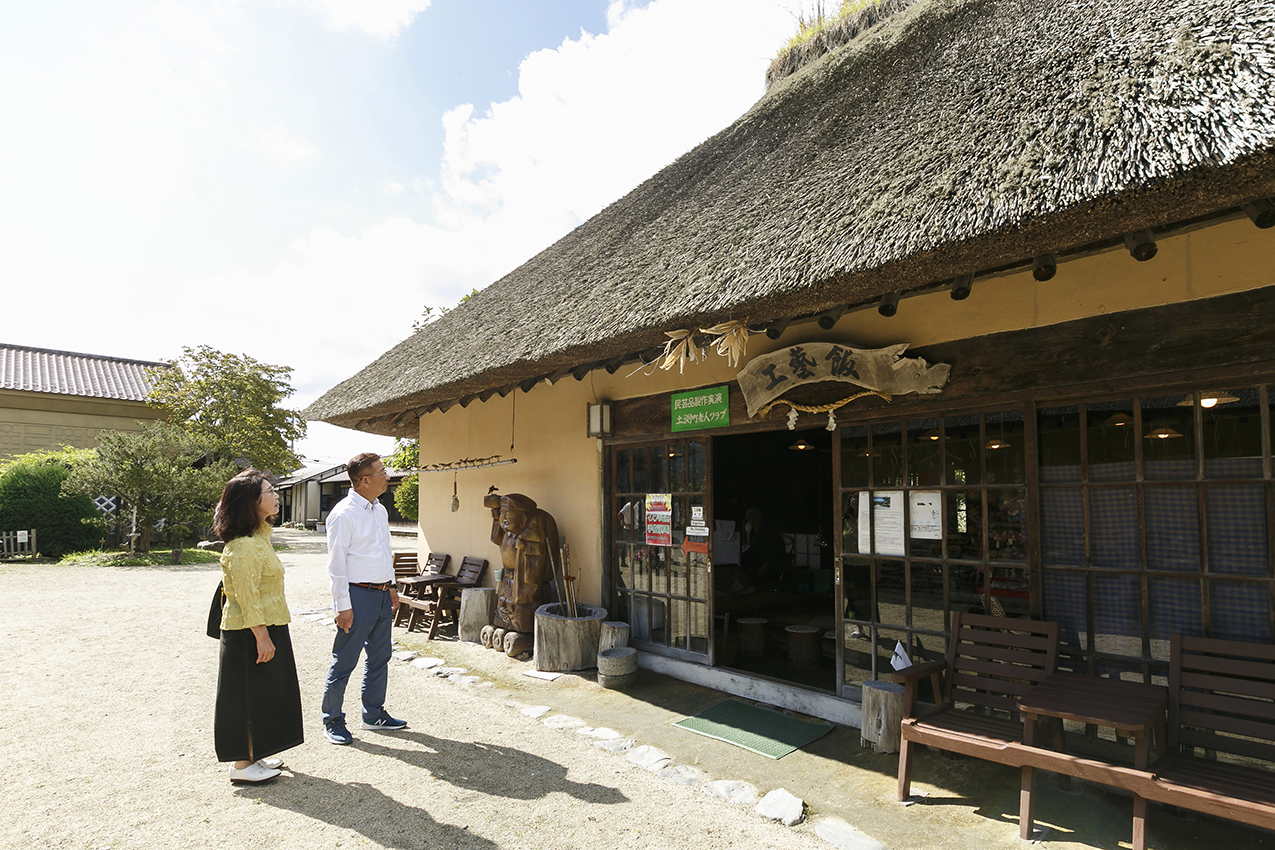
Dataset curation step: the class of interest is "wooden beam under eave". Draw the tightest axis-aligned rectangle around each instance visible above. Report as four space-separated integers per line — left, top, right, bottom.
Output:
479 388 499 403
519 376 540 393
572 363 594 381
459 394 477 408
546 367 572 385
604 355 628 374
437 399 456 413
497 385 514 398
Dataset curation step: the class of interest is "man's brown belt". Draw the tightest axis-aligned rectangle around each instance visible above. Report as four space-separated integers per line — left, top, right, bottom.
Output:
350 581 393 591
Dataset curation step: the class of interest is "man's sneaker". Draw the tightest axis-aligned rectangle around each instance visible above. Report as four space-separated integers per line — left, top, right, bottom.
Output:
324 721 353 745
361 711 407 731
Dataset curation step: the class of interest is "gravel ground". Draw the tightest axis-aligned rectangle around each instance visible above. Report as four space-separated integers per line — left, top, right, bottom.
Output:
0 529 836 850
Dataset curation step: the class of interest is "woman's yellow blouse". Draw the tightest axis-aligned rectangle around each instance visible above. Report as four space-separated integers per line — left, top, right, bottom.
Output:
220 524 290 630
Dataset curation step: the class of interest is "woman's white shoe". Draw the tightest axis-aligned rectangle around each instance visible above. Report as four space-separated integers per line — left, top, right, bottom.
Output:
228 762 281 783
256 757 284 770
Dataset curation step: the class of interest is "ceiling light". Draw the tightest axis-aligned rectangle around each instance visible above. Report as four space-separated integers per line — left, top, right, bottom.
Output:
789 439 814 451
1102 413 1134 427
985 438 1011 450
1145 427 1184 440
1176 392 1241 408
919 429 940 441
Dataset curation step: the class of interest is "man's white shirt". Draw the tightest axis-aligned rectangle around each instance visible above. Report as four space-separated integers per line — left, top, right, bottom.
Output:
326 490 393 613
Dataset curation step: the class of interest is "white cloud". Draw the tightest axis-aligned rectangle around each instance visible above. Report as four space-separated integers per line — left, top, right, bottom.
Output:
381 179 407 194
306 0 431 39
249 124 321 165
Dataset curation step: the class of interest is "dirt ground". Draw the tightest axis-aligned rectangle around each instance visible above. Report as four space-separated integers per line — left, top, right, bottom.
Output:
2 528 1269 850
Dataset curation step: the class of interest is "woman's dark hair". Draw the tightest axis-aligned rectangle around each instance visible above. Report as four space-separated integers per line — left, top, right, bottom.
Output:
212 468 274 542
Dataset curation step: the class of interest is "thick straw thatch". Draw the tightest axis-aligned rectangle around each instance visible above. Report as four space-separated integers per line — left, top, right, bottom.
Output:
308 0 1275 434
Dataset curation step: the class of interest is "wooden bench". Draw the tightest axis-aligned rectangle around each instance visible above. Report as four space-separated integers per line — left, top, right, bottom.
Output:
1137 634 1275 840
893 611 1059 838
394 553 450 628
404 556 487 639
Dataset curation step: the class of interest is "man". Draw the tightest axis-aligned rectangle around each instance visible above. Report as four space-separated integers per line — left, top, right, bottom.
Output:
320 452 406 745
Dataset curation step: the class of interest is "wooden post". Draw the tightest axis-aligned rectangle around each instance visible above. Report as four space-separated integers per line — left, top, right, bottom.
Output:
860 680 905 754
738 618 768 657
458 587 496 643
599 621 630 652
785 624 822 668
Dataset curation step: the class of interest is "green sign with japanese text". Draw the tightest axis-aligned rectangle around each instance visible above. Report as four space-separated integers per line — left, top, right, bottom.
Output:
671 386 729 432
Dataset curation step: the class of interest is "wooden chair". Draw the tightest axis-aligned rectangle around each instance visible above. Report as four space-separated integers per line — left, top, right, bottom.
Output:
393 552 420 581
395 553 450 627
410 556 488 640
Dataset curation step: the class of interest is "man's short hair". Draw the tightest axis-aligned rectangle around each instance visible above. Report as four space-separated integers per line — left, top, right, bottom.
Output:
347 452 382 482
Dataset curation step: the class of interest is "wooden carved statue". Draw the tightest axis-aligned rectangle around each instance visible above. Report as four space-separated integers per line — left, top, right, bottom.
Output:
481 492 559 657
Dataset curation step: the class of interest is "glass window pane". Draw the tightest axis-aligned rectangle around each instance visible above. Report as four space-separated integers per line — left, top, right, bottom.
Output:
1149 576 1202 641
688 552 708 600
1092 574 1141 658
949 565 980 620
649 546 668 595
840 425 871 488
1040 486 1084 566
875 627 908 683
1206 484 1268 575
617 546 634 592
876 560 905 627
616 448 631 493
844 625 874 688
688 440 707 492
1142 395 1196 480
632 447 649 492
616 497 637 542
1145 486 1199 572
1087 400 1136 476
944 414 982 486
1039 405 1081 483
1090 486 1139 568
840 491 862 557
985 566 1030 618
1210 580 1271 642
1043 569 1088 651
669 545 688 597
1200 388 1264 477
633 545 652 592
669 444 687 492
948 488 983 561
669 597 687 650
650 444 669 493
873 422 904 487
689 600 709 653
988 488 1027 562
842 556 871 621
910 563 944 631
985 409 1025 486
908 418 943 485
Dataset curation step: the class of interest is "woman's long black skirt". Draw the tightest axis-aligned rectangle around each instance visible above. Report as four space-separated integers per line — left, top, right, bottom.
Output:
215 624 305 762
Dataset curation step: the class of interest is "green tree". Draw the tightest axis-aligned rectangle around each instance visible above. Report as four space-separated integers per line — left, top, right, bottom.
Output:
148 345 305 474
64 422 237 557
0 448 104 558
386 439 419 522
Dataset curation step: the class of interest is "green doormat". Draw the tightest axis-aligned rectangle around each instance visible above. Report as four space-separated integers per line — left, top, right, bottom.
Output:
673 699 834 759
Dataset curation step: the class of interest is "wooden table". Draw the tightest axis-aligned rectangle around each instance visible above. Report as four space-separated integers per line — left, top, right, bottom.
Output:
397 573 452 599
1018 672 1168 847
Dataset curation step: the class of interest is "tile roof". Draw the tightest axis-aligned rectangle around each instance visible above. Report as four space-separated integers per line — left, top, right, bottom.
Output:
0 343 171 402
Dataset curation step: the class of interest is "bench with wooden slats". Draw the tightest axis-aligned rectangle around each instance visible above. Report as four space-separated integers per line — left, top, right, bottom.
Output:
1141 634 1275 833
893 611 1059 836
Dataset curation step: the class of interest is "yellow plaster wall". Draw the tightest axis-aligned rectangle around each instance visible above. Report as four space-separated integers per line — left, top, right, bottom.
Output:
413 217 1274 606
0 390 163 460
416 378 605 604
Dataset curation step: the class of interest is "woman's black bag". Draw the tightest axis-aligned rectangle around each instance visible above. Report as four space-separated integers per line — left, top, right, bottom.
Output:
207 581 225 638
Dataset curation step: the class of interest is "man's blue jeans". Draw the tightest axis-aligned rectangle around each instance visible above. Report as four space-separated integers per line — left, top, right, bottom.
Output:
321 585 394 725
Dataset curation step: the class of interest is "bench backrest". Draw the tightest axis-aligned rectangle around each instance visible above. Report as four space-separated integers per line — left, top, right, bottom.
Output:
392 552 420 579
1169 633 1275 761
944 611 1059 717
454 556 487 587
423 552 450 576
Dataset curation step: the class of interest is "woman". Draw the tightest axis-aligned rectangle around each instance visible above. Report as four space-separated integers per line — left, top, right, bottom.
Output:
213 469 304 783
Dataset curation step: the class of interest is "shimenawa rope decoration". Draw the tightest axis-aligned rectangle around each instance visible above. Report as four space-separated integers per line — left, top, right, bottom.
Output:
758 390 893 430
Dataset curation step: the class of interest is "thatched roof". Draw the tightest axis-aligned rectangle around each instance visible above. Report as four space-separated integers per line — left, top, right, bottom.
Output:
308 0 1275 434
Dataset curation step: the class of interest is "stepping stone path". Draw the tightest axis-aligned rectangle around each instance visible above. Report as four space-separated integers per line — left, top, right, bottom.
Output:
757 788 805 826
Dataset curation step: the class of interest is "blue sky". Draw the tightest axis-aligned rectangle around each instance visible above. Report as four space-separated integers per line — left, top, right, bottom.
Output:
0 0 800 462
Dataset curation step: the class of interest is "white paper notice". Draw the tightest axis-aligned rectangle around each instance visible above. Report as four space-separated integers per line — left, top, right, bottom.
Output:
909 491 942 540
858 490 905 556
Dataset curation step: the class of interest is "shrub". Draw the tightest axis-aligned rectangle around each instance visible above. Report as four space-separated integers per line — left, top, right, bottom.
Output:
0 448 105 558
393 472 419 522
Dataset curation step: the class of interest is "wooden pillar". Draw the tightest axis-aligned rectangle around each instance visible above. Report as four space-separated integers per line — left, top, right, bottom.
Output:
860 680 905 754
599 621 630 652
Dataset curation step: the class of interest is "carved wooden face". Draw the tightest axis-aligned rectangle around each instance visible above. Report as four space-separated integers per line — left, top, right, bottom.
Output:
498 503 528 534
